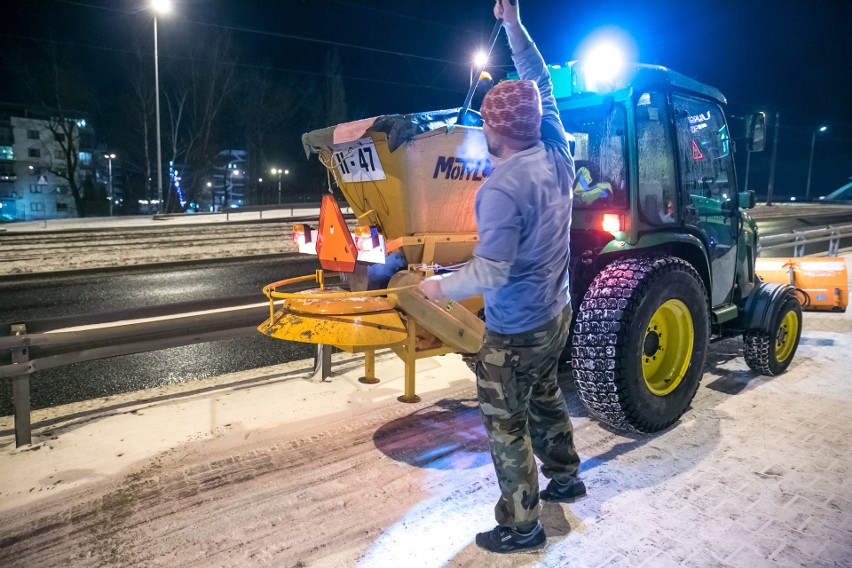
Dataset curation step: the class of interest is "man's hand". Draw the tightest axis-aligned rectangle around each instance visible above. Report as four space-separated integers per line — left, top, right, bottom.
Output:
418 276 445 302
494 0 520 28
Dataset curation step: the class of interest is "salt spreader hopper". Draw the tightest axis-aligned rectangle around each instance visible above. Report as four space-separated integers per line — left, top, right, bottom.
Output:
258 110 490 402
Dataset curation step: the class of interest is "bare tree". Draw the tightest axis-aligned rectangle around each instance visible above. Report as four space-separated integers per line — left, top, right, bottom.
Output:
324 48 349 126
11 45 97 217
174 32 238 211
121 41 157 209
237 68 318 204
163 87 188 211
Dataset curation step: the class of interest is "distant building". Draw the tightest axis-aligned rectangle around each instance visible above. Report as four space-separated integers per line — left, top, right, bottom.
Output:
202 149 246 212
0 103 112 221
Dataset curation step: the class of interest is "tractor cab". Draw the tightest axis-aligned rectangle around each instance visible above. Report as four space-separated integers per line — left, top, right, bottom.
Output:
546 62 766 312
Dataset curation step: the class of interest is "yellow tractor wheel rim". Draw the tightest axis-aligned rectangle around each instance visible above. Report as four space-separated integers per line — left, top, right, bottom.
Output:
642 299 694 396
775 310 799 362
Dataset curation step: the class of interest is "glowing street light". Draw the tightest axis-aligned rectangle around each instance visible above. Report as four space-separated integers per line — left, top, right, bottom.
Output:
270 167 288 205
150 0 171 214
151 0 171 13
805 125 828 201
471 50 488 85
104 153 116 217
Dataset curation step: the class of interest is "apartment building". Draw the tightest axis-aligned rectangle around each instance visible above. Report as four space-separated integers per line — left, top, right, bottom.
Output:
0 103 102 221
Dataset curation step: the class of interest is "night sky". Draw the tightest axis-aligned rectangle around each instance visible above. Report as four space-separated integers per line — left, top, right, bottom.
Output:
2 0 851 200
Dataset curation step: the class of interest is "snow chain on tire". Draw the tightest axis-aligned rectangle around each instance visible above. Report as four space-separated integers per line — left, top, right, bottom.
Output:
571 255 710 433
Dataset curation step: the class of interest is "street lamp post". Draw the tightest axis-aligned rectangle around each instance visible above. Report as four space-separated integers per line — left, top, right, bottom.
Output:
805 125 828 201
271 168 288 205
104 153 116 217
151 0 171 214
271 168 282 205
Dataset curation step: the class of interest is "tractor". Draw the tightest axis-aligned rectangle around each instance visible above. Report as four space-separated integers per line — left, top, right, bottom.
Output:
262 61 806 434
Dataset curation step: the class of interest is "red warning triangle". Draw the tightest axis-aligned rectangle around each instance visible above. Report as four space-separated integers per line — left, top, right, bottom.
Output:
315 195 358 273
692 140 704 160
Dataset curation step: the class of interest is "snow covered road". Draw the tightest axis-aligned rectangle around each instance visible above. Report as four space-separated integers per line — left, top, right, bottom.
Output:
1 215 850 567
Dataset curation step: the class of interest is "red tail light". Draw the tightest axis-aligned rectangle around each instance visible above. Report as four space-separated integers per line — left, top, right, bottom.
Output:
293 224 312 246
354 225 380 252
602 214 621 233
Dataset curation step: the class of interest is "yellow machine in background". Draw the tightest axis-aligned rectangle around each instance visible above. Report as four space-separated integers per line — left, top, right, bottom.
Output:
755 258 848 312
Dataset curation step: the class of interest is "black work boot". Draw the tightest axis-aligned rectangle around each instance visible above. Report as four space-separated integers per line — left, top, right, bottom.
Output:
539 476 587 503
474 522 546 553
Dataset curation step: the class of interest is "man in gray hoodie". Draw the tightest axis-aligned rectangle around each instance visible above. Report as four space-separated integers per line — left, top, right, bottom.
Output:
419 0 585 554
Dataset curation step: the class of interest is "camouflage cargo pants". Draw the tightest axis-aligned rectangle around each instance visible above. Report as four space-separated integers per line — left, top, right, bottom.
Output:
476 305 580 529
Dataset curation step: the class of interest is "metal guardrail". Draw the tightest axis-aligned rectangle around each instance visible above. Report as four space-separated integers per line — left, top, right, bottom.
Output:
758 223 852 257
3 222 851 448
151 204 353 223
0 298 333 447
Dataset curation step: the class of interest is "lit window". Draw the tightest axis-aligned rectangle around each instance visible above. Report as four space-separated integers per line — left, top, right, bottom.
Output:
0 146 13 160
79 151 92 163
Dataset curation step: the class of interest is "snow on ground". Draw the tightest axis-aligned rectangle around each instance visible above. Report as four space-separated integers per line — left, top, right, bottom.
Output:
0 208 334 276
0 295 850 567
0 207 324 233
0 217 850 567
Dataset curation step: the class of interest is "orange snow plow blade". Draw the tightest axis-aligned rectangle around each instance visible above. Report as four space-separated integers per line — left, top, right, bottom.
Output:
756 258 848 312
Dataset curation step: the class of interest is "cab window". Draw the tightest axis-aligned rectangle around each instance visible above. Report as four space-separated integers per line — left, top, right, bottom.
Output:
636 91 678 225
673 93 737 273
561 102 628 209
672 94 735 219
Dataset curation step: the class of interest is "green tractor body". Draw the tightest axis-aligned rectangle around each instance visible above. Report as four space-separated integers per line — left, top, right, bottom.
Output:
548 62 801 432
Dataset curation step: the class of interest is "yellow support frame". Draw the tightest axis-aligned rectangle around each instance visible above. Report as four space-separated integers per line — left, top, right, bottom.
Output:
261 270 460 403
385 233 479 266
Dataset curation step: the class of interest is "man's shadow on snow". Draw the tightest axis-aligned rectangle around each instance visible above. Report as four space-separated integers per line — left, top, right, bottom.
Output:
372 338 780 486
373 398 492 470
372 379 655 475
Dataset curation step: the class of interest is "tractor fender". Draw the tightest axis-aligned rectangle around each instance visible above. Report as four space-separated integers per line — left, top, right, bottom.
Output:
598 232 711 298
740 282 797 333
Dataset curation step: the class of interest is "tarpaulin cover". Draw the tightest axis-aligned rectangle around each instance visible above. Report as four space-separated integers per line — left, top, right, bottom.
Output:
301 108 482 157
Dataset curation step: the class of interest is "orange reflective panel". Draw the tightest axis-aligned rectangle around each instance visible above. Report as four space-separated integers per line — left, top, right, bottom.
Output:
315 195 357 272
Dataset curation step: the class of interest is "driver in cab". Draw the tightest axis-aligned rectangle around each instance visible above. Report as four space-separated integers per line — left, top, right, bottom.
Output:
573 165 611 204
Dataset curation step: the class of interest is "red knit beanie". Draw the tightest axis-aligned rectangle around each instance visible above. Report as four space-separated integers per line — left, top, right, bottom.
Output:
480 79 542 141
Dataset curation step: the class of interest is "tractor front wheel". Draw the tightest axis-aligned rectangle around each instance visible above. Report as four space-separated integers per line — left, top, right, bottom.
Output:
572 255 710 433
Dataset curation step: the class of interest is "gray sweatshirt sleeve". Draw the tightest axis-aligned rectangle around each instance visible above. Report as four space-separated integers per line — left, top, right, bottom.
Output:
438 256 511 301
512 42 569 152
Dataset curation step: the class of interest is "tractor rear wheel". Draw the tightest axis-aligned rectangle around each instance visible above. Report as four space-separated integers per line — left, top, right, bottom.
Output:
743 296 802 376
572 255 710 433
